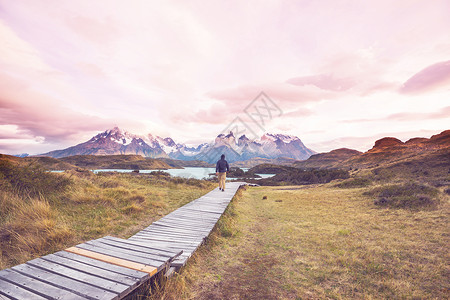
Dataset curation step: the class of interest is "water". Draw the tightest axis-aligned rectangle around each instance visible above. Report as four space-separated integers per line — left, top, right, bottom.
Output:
93 167 216 179
91 167 275 180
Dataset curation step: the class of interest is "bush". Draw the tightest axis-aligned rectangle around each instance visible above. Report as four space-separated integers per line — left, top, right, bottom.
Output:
335 178 372 188
0 160 71 198
364 183 439 209
255 168 350 186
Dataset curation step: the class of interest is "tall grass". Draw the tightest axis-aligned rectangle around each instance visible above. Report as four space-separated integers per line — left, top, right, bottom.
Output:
0 162 215 269
0 160 70 199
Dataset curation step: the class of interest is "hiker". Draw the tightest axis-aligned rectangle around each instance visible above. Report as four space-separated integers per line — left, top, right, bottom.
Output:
216 154 229 191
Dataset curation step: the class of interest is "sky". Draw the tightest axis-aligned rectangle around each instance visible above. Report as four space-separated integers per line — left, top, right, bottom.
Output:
0 0 449 155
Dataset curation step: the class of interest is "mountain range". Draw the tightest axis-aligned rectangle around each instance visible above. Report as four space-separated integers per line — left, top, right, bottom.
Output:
41 127 316 163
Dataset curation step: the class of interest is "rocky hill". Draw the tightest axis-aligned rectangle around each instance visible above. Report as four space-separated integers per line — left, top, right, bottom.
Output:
294 148 362 169
291 130 449 183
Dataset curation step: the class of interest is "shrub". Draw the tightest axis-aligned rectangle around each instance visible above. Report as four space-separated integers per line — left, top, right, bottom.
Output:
255 168 350 186
364 183 439 209
0 160 71 198
335 178 372 188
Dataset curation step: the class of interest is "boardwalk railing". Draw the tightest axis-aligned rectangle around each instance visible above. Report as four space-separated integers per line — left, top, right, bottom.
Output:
0 182 245 299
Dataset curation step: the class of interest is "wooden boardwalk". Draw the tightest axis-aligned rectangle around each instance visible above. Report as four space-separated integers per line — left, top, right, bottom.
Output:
0 182 244 299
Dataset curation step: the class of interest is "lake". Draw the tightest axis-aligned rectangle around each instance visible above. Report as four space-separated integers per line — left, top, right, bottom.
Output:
91 167 275 180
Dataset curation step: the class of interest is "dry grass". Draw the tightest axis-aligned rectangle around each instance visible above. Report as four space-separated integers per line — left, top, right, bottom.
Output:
0 166 215 269
153 184 449 299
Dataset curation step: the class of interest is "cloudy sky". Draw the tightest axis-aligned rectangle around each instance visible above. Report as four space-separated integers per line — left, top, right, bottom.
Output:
0 0 449 155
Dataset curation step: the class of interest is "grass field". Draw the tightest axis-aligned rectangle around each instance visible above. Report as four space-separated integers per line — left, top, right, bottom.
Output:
0 163 215 269
152 184 449 299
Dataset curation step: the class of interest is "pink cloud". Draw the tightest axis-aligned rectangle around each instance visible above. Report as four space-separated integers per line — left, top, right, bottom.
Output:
0 72 128 153
309 129 441 153
65 15 119 44
400 60 450 94
341 106 450 123
286 74 356 92
170 83 333 126
207 82 335 106
179 102 234 125
282 108 314 118
386 106 450 121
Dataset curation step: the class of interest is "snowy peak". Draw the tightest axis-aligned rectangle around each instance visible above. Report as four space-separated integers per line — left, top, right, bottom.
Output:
155 136 179 154
42 127 316 162
215 131 236 146
260 133 300 144
91 127 142 146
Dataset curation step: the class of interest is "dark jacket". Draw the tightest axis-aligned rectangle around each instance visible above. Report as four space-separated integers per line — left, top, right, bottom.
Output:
216 159 229 173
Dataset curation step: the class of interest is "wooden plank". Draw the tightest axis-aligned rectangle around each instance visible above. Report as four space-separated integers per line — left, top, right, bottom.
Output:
148 221 211 235
73 243 165 269
82 241 167 266
97 237 177 259
141 225 207 234
0 293 13 300
102 236 180 256
177 207 225 214
145 224 211 234
183 203 227 209
161 213 219 222
12 263 118 300
166 208 222 217
42 254 139 287
0 269 86 300
90 239 174 261
146 224 211 234
127 238 198 252
0 277 47 300
160 216 218 225
65 247 157 276
54 251 149 282
139 229 206 239
128 235 203 248
153 219 214 231
156 216 216 225
26 258 130 297
169 208 222 215
132 231 204 243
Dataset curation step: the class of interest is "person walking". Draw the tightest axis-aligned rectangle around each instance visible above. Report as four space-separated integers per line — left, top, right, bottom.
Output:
216 154 229 191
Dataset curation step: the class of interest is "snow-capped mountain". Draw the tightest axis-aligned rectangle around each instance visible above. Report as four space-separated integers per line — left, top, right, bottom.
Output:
42 127 168 158
195 132 316 163
41 127 316 163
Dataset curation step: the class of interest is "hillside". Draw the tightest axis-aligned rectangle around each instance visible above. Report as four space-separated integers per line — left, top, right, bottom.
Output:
292 130 449 172
341 130 450 170
0 154 78 171
293 148 362 169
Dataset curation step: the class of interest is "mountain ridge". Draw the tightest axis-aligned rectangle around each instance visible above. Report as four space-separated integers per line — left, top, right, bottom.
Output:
41 127 316 163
